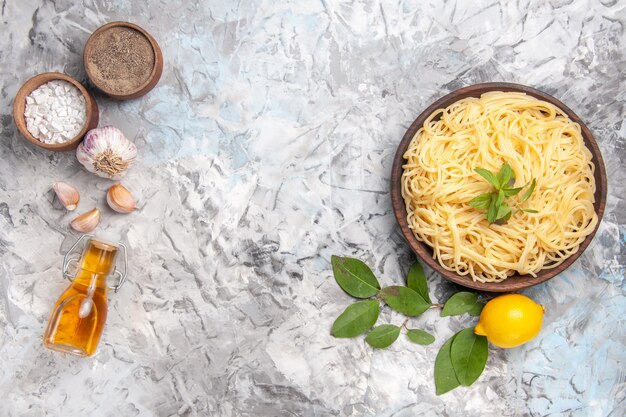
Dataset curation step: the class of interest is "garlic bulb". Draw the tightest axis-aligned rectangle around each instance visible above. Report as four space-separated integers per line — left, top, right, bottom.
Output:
52 181 80 211
76 126 137 180
107 184 137 213
70 208 100 233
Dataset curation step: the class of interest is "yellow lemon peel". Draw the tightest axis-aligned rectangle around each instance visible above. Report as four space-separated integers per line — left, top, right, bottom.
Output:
474 294 544 348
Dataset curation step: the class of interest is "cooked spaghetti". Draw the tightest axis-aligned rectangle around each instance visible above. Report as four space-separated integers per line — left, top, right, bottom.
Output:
401 91 597 282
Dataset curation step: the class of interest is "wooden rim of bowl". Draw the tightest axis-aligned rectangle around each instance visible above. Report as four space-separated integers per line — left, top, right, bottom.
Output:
390 82 608 292
12 72 99 152
83 21 163 100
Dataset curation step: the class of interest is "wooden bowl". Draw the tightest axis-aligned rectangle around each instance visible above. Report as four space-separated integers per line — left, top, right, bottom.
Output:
13 72 99 152
390 83 607 292
84 21 163 100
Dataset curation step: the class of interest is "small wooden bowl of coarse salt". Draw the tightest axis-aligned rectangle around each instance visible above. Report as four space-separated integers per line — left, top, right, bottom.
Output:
13 72 99 151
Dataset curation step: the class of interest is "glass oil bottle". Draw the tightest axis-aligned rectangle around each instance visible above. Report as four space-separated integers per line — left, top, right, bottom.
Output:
43 234 127 357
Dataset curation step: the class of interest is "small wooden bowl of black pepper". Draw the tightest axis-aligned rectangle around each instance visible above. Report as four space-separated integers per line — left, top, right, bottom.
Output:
84 21 163 100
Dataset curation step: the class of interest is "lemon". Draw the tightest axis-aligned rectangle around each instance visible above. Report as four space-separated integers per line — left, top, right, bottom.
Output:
474 294 545 348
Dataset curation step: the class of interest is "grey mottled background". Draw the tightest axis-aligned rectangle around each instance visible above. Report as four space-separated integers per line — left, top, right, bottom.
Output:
1 0 625 416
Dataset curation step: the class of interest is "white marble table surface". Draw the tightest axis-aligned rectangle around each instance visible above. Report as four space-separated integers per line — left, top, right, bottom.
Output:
1 0 625 416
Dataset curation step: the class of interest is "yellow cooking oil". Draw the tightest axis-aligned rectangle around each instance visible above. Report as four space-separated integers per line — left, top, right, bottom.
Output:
43 238 118 357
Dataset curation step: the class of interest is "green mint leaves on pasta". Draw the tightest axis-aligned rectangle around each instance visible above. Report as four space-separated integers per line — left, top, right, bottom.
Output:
469 163 536 224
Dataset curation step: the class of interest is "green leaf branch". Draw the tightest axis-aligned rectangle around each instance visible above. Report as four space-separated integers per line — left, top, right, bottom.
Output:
330 255 491 395
441 292 484 317
469 162 537 224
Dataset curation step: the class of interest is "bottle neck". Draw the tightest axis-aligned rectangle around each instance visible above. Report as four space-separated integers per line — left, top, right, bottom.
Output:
72 271 109 290
73 239 118 289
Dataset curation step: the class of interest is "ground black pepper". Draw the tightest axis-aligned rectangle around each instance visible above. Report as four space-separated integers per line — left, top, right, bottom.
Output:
86 27 155 95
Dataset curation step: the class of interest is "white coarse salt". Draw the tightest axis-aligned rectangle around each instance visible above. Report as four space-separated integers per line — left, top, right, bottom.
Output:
24 80 87 144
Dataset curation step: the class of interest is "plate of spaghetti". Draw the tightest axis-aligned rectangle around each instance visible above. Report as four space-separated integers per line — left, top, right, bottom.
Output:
390 83 607 292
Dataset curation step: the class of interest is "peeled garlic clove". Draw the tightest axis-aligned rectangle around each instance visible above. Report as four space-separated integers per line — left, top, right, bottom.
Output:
76 126 137 180
52 181 80 211
70 208 100 233
106 184 137 213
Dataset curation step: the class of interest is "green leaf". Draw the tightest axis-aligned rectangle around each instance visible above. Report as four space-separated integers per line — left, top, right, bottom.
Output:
435 332 461 395
502 187 523 197
468 302 485 317
519 178 536 203
331 300 380 338
441 292 479 317
495 203 512 221
474 168 500 189
486 193 497 224
488 190 505 224
407 262 431 304
496 163 514 189
523 209 539 213
450 328 488 386
495 189 505 207
365 324 401 349
468 193 492 210
331 255 380 298
379 286 430 317
407 329 435 345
